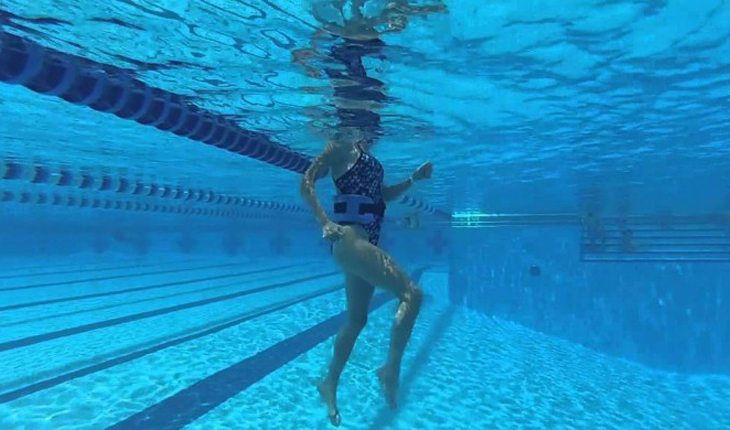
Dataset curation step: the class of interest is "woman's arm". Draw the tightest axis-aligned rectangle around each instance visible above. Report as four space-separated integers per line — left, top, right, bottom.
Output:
301 141 340 227
382 176 415 202
382 161 433 202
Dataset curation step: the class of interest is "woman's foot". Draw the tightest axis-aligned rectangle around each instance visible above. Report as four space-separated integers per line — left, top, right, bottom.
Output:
317 379 341 426
377 366 399 410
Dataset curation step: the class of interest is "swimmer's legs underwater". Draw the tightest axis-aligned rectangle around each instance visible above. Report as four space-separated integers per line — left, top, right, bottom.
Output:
317 274 374 426
318 226 423 426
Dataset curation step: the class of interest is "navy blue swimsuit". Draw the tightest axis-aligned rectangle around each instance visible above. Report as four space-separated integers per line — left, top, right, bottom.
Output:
334 146 385 245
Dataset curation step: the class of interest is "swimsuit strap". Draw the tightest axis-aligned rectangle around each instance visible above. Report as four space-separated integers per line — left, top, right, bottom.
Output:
335 144 364 185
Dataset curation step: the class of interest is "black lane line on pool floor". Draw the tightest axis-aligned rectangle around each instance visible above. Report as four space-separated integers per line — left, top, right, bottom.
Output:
0 265 310 329
0 257 173 277
0 284 345 404
0 261 259 293
107 267 429 430
0 261 315 312
0 271 339 353
0 258 203 280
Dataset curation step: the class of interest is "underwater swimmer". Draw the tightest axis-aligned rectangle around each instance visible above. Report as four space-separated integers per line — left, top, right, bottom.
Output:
297 3 445 425
302 128 433 426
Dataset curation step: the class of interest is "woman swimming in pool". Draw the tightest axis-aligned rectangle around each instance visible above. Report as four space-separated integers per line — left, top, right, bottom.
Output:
301 131 433 426
299 2 445 425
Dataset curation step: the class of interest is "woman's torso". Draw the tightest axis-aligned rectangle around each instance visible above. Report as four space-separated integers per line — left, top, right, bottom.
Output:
333 145 384 201
331 145 385 245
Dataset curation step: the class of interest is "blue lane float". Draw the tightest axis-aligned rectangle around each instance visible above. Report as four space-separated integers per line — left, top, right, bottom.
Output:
399 195 451 220
0 159 306 213
0 31 450 218
0 30 311 173
0 188 310 221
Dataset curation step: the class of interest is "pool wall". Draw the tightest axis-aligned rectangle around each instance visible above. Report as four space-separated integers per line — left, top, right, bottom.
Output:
449 225 730 374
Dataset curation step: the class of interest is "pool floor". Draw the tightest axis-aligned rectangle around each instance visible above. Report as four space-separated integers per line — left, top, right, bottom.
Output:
1 255 729 429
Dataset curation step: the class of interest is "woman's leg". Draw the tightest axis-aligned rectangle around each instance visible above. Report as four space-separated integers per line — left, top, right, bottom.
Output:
332 227 423 409
319 274 374 426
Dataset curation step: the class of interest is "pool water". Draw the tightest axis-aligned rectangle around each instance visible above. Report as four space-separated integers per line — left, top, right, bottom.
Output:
2 0 730 428
0 256 728 429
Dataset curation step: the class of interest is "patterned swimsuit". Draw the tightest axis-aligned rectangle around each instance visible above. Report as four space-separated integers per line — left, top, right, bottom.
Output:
334 146 385 245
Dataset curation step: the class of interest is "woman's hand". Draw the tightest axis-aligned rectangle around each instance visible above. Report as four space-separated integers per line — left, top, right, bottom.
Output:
322 221 346 242
412 161 433 182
